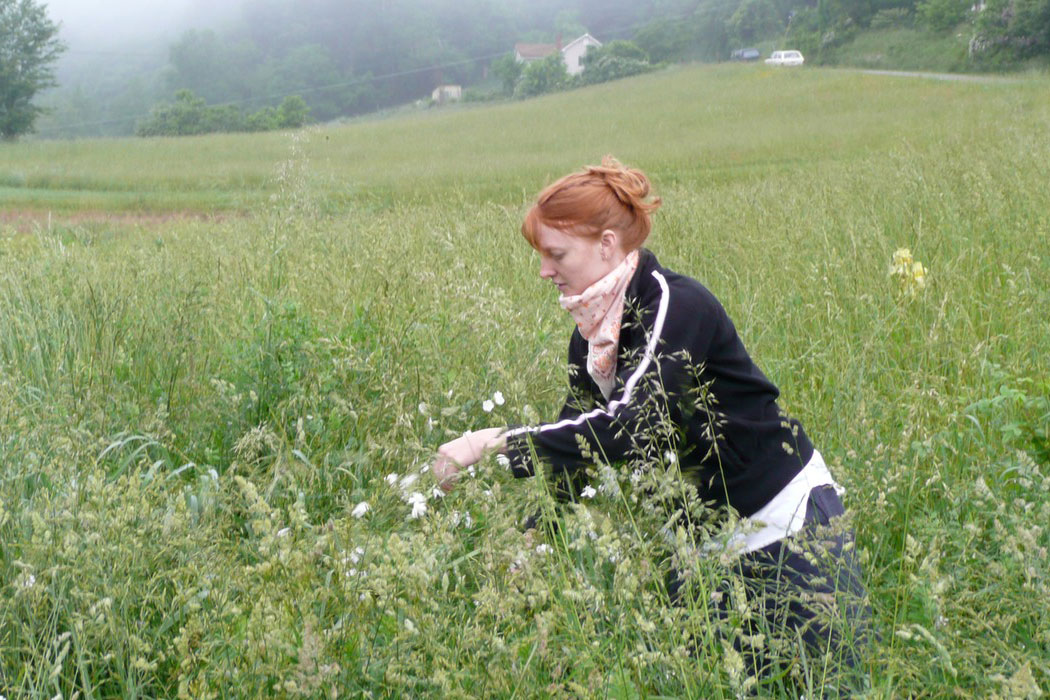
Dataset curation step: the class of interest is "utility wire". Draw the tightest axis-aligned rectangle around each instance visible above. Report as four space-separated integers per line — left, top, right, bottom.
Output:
36 9 700 137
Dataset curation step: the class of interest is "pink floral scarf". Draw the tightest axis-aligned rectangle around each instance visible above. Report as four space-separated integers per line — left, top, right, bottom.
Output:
559 250 640 399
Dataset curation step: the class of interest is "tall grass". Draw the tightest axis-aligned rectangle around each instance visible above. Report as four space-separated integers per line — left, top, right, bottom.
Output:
1 64 1048 696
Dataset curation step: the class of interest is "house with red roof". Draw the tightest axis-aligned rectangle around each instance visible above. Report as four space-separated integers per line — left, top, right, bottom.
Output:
513 33 602 76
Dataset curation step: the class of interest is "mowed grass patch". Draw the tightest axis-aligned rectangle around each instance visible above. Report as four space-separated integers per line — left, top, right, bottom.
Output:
1 64 1049 696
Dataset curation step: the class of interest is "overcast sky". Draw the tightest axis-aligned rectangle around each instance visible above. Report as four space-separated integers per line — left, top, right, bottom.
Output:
44 0 237 48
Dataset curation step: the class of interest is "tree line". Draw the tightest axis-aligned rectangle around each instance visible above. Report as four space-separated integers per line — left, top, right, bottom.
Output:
6 0 1050 139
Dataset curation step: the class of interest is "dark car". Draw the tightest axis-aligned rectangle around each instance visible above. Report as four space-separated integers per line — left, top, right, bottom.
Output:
730 48 761 61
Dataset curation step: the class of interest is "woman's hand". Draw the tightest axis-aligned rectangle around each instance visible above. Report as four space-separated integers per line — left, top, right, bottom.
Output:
432 455 461 493
434 428 507 492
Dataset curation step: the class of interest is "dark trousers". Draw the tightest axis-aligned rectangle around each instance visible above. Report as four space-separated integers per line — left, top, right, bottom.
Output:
671 485 871 695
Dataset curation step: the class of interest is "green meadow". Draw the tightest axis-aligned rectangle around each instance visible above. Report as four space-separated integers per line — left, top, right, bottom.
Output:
1 63 1048 697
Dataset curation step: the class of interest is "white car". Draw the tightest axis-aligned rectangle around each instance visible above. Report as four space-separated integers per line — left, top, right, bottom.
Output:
765 50 805 66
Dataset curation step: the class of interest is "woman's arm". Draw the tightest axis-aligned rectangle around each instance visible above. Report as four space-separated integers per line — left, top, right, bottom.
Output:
432 330 598 490
503 271 717 481
433 427 507 491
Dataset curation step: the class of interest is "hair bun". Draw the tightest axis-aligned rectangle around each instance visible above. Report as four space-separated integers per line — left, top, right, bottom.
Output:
586 155 662 215
522 155 661 252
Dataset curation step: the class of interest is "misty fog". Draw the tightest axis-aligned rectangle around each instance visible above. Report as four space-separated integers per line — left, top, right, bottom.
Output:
46 0 237 47
33 0 697 139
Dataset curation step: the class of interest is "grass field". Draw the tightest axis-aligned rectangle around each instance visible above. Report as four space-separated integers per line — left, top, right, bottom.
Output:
1 63 1049 697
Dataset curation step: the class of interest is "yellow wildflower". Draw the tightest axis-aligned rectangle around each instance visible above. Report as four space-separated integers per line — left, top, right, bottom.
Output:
889 247 929 297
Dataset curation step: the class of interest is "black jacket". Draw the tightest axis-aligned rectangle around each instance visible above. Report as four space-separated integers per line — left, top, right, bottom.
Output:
503 248 814 518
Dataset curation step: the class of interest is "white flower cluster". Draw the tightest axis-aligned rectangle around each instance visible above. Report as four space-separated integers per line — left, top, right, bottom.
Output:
342 546 366 578
407 492 427 519
482 390 505 413
385 470 431 519
450 510 473 528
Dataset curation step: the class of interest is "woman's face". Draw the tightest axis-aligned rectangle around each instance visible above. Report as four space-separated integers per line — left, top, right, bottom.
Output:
533 223 619 297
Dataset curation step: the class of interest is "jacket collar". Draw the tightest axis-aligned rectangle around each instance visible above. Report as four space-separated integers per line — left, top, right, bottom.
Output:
626 247 659 302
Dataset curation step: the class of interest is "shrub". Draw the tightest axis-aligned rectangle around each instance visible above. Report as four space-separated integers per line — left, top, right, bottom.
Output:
579 41 655 86
917 0 972 32
514 54 569 99
137 90 310 137
870 8 915 29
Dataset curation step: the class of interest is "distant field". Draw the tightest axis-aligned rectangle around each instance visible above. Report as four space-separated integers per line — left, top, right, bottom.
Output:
4 63 1048 213
1 63 1049 697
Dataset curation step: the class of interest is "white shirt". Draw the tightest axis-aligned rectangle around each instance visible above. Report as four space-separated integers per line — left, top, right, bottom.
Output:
726 449 842 554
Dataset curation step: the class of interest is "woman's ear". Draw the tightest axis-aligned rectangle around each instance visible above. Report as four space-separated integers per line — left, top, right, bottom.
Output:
599 229 621 262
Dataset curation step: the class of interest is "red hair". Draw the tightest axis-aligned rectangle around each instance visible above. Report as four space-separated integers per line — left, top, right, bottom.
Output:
522 156 661 251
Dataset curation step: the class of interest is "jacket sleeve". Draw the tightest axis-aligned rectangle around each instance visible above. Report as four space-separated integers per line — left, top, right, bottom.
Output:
504 270 717 480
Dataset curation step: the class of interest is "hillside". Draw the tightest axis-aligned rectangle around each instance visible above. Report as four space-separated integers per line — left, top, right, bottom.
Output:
3 62 1048 214
1 63 1049 697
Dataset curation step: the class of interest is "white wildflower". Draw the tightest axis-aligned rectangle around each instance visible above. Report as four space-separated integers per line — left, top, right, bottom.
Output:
349 546 364 564
451 510 473 528
399 473 419 491
664 451 677 464
493 391 505 406
431 487 445 499
351 501 370 519
276 527 291 538
418 402 428 415
581 485 597 499
535 544 553 555
482 399 495 413
496 454 511 469
385 473 398 486
407 492 427 519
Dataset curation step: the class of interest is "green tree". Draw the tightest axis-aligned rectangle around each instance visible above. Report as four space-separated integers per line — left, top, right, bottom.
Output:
694 0 739 60
275 95 310 128
490 53 523 95
0 0 64 139
634 18 696 63
555 9 588 39
729 0 784 42
514 54 569 98
917 0 971 31
265 44 363 122
973 0 1050 64
167 30 265 105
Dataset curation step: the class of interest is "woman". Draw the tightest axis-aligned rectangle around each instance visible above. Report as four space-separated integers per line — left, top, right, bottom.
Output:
433 157 869 684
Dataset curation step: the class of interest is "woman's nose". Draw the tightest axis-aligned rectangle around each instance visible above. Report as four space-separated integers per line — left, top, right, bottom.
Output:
539 259 554 279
